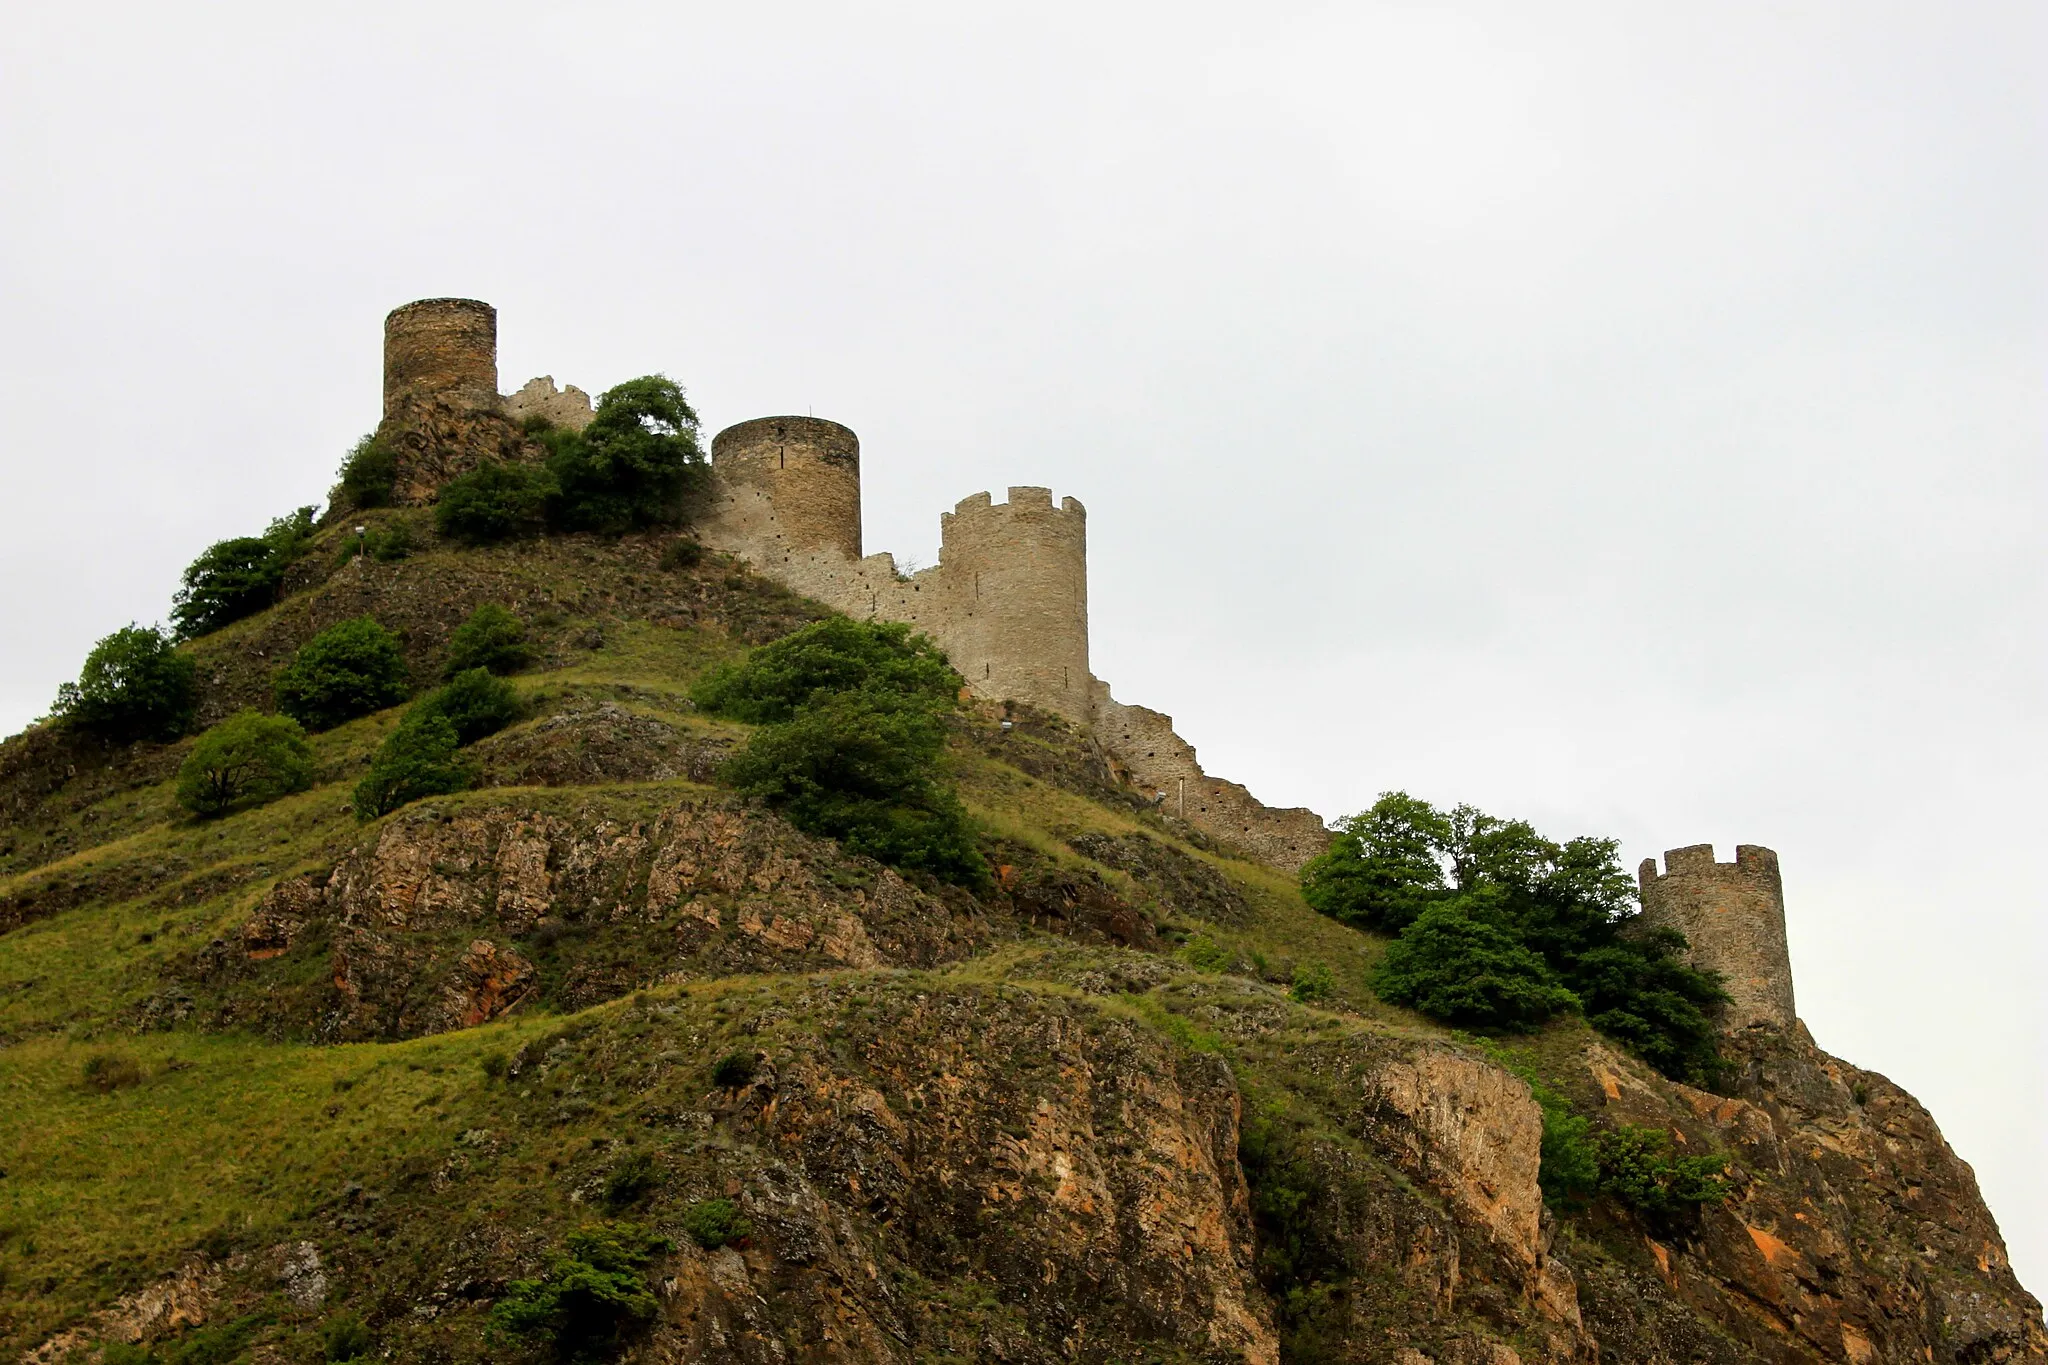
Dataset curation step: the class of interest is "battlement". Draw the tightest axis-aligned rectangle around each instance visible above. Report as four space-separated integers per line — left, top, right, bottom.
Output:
1639 841 1795 1032
503 376 594 432
384 298 498 419
706 417 862 564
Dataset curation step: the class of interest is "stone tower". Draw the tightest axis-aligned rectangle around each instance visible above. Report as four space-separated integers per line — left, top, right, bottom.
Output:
935 488 1090 718
708 417 862 563
383 298 500 419
1638 843 1795 1031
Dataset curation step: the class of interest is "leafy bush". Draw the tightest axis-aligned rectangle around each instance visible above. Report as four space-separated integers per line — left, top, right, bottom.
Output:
602 1154 662 1210
679 1198 750 1250
321 1313 374 1362
1288 961 1335 1004
1534 1085 1600 1210
491 1223 669 1361
51 625 196 741
409 668 520 745
711 1052 758 1089
81 1052 145 1093
1370 899 1581 1030
445 603 534 676
170 507 318 638
1595 1125 1730 1216
691 618 959 725
1180 935 1231 972
336 433 398 509
1309 792 1727 1080
274 617 410 731
721 690 986 886
435 460 557 544
353 713 473 819
659 537 704 571
543 376 707 534
174 710 314 818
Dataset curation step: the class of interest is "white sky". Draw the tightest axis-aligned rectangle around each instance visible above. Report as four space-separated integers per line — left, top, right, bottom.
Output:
3 1 2042 1290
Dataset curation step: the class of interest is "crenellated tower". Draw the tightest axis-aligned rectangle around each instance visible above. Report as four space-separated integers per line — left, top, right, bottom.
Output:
1639 843 1795 1032
934 488 1090 718
383 298 500 419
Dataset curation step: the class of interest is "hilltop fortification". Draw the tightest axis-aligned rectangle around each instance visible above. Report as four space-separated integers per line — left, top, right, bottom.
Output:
1640 842 1796 1032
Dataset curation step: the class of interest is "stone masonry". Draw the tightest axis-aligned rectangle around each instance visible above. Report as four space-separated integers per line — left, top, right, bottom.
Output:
370 296 1330 872
1638 843 1796 1031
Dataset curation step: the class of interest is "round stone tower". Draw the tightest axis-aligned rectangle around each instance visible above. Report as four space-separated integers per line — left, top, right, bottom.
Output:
709 417 862 563
1638 843 1795 1032
383 298 500 420
936 487 1090 719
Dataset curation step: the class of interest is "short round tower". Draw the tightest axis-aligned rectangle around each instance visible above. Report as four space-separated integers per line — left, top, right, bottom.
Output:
937 487 1090 719
710 417 862 563
1639 844 1795 1032
383 298 499 420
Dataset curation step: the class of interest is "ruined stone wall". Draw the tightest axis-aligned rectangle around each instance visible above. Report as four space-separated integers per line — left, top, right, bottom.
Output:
503 376 594 431
1638 843 1796 1031
383 298 499 419
1092 689 1331 873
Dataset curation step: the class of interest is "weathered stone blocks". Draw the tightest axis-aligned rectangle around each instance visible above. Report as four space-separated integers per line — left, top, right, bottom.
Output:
1638 843 1795 1031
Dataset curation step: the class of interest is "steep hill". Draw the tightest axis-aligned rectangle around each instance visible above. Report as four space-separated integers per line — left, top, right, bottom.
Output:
1 507 2040 1365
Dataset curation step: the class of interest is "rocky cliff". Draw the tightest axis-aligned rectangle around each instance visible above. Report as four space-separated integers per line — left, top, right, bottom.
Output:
1 512 2037 1364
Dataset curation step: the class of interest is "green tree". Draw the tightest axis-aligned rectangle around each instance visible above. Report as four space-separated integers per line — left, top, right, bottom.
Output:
435 461 557 544
1299 791 1454 933
691 617 960 724
491 1223 668 1362
1595 1125 1730 1216
353 712 473 819
1369 898 1580 1030
544 376 706 533
175 710 314 818
409 667 521 745
336 433 397 509
445 603 534 676
274 617 410 731
721 690 986 886
52 625 197 742
170 507 318 638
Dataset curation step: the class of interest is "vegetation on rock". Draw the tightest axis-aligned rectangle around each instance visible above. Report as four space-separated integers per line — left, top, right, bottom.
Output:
171 508 317 639
273 616 410 731
490 1223 668 1362
174 709 314 818
444 603 533 676
335 433 398 509
353 712 472 818
50 623 197 741
408 668 520 746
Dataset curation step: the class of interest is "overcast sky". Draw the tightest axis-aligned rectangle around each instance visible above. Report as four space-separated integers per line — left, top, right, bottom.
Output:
3 0 2042 1288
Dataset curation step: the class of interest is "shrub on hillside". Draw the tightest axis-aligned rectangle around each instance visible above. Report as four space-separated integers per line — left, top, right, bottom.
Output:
691 618 960 724
170 507 318 638
321 1313 374 1363
175 710 314 818
409 668 521 745
435 461 556 544
1594 1125 1730 1216
543 375 706 534
274 617 410 731
51 625 197 742
1308 791 1727 1082
679 1199 750 1250
81 1051 145 1093
336 432 397 509
353 713 473 819
445 603 534 676
491 1223 669 1360
659 536 704 571
720 690 986 886
1370 899 1580 1030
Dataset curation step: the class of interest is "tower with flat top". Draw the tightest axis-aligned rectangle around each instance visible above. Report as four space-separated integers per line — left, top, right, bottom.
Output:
1639 843 1795 1032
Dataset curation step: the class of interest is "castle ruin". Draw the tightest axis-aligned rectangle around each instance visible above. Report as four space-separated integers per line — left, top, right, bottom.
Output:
1639 843 1797 1032
369 298 1807 1022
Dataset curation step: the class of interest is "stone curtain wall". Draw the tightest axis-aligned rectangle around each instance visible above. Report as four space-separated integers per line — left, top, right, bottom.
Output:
1639 843 1796 1031
502 376 595 431
695 413 1334 872
383 299 499 419
1092 691 1332 872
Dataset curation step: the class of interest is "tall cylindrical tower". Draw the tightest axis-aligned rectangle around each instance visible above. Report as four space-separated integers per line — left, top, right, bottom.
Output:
936 487 1090 720
383 298 499 420
709 417 862 562
1638 844 1796 1032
